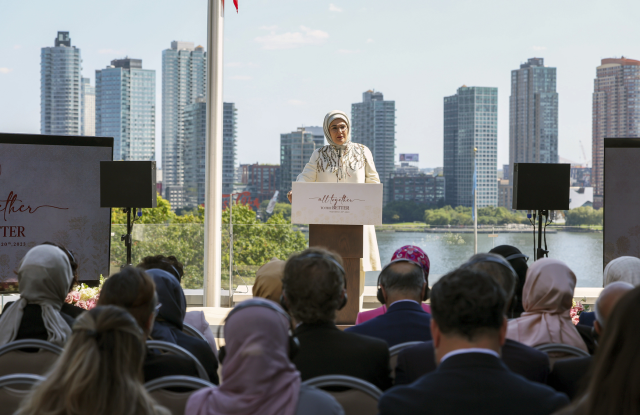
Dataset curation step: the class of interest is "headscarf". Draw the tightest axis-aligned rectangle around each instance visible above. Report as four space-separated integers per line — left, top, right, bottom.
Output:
604 256 640 287
0 245 73 346
507 258 587 352
253 258 285 303
490 245 528 317
147 268 186 343
323 110 351 149
186 298 301 415
391 245 430 278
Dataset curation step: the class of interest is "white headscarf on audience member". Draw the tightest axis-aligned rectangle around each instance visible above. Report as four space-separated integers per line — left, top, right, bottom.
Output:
323 110 351 150
0 245 74 346
604 256 640 287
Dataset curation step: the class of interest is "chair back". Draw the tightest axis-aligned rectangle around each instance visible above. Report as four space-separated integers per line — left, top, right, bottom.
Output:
145 375 215 415
534 343 590 369
0 374 45 415
0 339 63 377
146 340 210 382
388 341 424 381
303 375 382 415
182 322 208 343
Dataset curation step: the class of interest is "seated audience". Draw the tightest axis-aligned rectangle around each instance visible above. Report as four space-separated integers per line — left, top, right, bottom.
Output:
98 267 207 383
41 241 85 318
578 256 640 327
379 268 569 415
554 286 640 415
16 306 170 415
283 248 392 390
547 281 633 399
253 257 286 303
490 245 529 318
138 254 218 354
356 245 431 324
507 258 588 353
345 255 432 346
186 298 344 415
395 253 550 385
0 245 74 346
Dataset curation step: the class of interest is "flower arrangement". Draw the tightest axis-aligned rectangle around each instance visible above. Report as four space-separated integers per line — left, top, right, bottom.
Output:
65 275 104 310
570 297 590 325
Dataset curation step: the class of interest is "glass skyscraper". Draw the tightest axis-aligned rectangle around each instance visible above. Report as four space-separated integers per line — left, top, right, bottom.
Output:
222 102 238 196
443 86 498 208
95 58 155 161
81 77 95 136
508 58 558 182
40 31 82 136
351 90 396 204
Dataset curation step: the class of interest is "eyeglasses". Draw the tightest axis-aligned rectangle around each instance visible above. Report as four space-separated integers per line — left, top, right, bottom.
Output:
153 303 162 318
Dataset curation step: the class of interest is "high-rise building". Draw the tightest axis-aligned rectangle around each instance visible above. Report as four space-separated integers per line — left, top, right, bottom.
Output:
41 31 82 135
161 41 207 210
246 164 281 204
508 58 558 182
443 86 498 208
95 58 155 161
81 78 95 136
351 90 396 204
390 172 445 205
223 102 238 195
592 57 640 208
279 128 324 199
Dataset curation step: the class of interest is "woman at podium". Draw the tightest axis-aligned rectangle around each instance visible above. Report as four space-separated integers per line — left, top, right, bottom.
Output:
288 110 382 282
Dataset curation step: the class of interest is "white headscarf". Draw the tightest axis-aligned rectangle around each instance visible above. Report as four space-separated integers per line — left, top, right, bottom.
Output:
0 245 74 346
323 110 351 149
604 256 640 287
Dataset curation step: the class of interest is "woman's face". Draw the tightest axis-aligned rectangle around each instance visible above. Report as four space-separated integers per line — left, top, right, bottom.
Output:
329 119 349 146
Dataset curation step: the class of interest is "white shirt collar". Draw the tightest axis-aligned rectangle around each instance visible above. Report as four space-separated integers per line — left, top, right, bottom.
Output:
440 348 500 364
389 299 420 307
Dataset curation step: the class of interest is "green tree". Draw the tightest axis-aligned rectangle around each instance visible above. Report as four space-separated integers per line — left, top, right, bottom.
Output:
565 206 603 226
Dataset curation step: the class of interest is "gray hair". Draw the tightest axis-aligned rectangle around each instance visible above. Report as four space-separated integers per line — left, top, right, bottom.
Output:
379 261 425 298
595 281 635 329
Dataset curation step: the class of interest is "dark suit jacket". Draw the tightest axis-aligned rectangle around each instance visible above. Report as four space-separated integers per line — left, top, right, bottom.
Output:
379 352 569 415
578 311 595 327
144 349 204 383
395 338 549 385
547 356 592 400
1 303 75 342
293 322 392 391
344 301 431 347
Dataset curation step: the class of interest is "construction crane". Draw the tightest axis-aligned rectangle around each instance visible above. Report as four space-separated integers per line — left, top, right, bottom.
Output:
579 140 589 167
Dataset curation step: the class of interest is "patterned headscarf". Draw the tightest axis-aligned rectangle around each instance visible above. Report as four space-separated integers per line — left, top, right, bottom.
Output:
323 110 351 149
391 245 430 278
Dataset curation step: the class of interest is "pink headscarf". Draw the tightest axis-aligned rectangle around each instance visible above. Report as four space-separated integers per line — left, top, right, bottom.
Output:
186 299 301 415
506 258 587 352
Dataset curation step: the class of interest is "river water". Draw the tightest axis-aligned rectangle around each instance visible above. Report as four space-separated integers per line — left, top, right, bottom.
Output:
374 231 603 287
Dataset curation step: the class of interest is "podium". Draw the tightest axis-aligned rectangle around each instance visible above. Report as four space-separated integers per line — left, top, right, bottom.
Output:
292 182 383 325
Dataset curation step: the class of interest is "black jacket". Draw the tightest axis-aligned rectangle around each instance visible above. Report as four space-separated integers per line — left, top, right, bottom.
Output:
546 356 592 400
293 321 392 391
395 338 549 385
144 349 204 383
379 352 569 415
344 301 431 347
1 303 75 341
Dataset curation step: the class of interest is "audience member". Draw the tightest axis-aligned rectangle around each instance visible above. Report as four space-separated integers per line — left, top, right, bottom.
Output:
186 298 344 415
253 257 286 302
379 268 568 415
345 256 432 346
490 245 529 318
98 267 206 383
395 253 550 385
282 247 392 390
138 254 218 355
507 258 588 353
145 268 219 382
547 281 633 399
355 245 431 324
0 245 74 346
15 306 170 415
41 241 86 318
554 286 640 415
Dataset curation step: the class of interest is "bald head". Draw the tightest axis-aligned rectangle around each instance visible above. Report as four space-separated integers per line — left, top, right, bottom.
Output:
594 281 634 333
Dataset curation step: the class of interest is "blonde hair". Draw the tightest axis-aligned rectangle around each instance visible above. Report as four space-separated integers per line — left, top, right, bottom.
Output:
16 306 170 415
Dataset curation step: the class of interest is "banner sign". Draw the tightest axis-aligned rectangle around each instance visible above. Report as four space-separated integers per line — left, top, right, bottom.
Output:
400 153 419 162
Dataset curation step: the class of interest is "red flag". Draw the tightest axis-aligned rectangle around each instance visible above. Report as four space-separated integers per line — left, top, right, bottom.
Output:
221 0 238 12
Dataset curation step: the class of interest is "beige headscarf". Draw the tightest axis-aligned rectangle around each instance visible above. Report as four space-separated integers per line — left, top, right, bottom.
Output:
323 110 351 149
604 256 640 287
0 245 74 346
253 258 285 303
507 258 588 352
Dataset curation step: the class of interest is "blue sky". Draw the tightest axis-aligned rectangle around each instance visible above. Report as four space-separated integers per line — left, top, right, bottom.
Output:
1 0 639 169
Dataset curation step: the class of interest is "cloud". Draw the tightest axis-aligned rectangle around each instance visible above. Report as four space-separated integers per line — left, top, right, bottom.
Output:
366 38 374 44
98 48 126 55
288 99 305 106
13 45 22 50
329 3 342 12
255 26 329 50
337 49 360 55
532 46 547 51
230 75 252 80
0 68 12 74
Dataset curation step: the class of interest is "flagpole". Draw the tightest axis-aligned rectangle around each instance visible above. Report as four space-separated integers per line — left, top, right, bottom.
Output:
203 0 224 307
474 147 478 255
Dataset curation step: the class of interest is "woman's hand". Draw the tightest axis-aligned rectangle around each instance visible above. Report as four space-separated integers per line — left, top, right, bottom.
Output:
287 191 293 203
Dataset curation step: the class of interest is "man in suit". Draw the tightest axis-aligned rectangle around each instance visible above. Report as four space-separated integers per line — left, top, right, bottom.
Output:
378 268 568 415
547 281 633 399
344 259 431 347
282 247 392 391
395 253 550 385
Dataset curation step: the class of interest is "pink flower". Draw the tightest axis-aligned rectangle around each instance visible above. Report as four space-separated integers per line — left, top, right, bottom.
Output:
85 298 97 310
70 291 81 303
65 293 74 304
76 300 88 310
